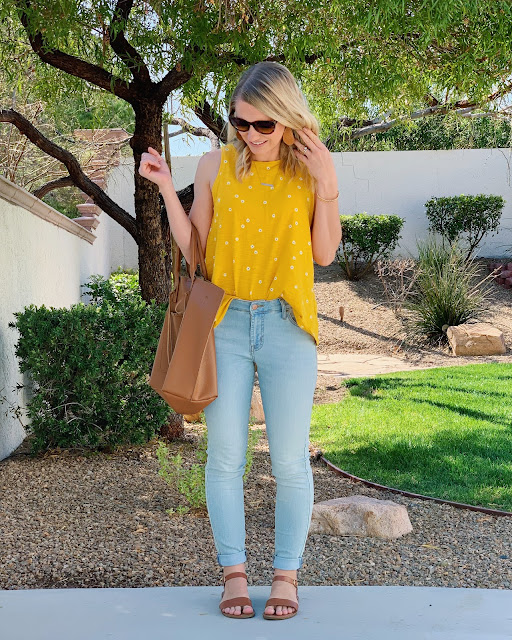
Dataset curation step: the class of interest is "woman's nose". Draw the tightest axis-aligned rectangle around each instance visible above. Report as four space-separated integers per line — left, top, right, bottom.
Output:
246 126 261 141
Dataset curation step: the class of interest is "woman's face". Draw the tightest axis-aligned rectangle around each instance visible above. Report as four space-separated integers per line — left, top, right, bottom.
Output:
233 100 285 161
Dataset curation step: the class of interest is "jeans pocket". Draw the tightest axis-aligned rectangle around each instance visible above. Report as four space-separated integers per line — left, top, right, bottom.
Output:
285 304 300 327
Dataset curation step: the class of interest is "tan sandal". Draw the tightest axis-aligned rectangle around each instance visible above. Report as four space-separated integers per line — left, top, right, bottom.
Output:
263 575 299 620
219 571 255 619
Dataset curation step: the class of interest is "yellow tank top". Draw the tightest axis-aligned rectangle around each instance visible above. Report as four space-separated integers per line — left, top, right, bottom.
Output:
205 142 319 345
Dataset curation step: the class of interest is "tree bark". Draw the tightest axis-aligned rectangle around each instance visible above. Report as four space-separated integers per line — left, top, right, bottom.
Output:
130 102 170 303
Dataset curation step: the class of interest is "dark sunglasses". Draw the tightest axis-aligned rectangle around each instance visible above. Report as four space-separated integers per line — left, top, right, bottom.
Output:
228 113 277 135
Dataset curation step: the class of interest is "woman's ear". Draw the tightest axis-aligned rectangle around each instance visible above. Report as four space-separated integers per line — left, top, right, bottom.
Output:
283 127 295 145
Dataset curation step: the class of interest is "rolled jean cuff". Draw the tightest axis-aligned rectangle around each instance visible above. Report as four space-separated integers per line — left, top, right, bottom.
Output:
217 550 247 567
273 555 303 570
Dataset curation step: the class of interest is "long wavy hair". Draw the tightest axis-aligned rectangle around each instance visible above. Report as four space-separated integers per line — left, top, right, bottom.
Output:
224 61 319 191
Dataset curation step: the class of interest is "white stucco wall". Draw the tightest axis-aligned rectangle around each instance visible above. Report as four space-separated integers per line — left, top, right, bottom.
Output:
0 175 135 461
103 159 139 274
335 148 512 258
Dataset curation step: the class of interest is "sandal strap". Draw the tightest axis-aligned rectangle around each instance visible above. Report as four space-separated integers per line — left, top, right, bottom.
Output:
272 575 298 588
265 597 298 610
223 571 248 584
219 596 253 610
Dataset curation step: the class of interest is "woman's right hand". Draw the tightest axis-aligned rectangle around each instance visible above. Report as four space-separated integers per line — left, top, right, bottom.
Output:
139 146 173 190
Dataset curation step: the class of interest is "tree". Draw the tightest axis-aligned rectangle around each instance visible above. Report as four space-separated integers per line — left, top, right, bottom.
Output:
328 112 512 151
1 1 512 304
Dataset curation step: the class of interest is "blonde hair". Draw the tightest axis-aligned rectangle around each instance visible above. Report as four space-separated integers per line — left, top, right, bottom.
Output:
224 61 319 190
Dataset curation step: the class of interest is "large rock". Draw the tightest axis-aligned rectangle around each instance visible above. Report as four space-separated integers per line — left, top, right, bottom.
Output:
309 495 413 540
446 323 506 356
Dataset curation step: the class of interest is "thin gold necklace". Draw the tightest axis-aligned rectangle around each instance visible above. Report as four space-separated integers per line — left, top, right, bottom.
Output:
252 160 279 189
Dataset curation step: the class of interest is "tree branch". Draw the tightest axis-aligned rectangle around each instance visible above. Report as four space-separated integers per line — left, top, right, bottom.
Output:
107 0 151 84
169 117 220 147
155 54 196 101
18 0 136 103
33 176 74 199
193 100 227 142
325 82 512 148
0 109 138 242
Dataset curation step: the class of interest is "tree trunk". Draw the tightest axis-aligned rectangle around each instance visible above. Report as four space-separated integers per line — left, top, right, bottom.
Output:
130 103 197 305
130 102 172 303
158 411 185 440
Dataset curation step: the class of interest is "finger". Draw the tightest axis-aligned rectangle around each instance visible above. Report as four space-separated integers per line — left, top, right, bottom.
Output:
293 148 309 163
141 154 158 165
294 138 313 156
147 146 162 158
141 158 160 171
300 127 322 149
302 129 325 152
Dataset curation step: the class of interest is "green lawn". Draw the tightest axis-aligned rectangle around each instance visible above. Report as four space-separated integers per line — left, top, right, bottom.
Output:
310 363 512 511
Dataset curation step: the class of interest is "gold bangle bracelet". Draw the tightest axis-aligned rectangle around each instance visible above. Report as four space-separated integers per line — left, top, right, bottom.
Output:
316 190 339 202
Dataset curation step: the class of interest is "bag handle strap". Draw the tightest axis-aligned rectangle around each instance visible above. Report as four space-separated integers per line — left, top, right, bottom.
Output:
171 223 208 289
191 224 209 279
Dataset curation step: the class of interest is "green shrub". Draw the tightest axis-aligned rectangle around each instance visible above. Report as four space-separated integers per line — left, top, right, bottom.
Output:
403 237 493 345
9 271 171 454
156 427 262 513
336 213 404 280
425 193 504 259
84 267 144 305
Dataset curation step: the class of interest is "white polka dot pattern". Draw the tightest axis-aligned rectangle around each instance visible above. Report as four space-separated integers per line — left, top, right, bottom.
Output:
205 143 318 344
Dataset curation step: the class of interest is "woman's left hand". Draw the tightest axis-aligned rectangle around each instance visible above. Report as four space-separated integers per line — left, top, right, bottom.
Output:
293 127 337 186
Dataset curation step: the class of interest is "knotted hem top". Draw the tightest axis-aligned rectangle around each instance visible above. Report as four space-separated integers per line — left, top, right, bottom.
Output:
204 143 319 345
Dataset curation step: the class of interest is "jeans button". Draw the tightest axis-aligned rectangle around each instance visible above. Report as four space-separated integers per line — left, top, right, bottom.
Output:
251 304 258 310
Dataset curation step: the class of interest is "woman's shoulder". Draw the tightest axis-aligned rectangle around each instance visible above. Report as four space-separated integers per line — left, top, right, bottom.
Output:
196 148 223 192
200 146 222 166
200 143 237 167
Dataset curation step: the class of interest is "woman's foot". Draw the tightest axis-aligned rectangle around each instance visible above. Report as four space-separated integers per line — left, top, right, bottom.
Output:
264 569 298 617
220 563 254 617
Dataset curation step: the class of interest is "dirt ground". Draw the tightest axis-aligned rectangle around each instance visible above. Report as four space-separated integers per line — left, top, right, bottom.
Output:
312 259 512 405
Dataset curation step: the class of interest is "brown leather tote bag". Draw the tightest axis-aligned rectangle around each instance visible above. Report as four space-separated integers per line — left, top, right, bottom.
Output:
149 224 224 414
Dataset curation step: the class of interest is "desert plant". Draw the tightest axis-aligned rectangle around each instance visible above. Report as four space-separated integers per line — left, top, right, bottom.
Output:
336 213 404 280
156 427 262 513
375 258 418 313
403 237 493 344
425 194 504 259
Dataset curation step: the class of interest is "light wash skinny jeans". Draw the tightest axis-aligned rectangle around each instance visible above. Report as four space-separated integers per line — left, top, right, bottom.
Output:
203 297 317 570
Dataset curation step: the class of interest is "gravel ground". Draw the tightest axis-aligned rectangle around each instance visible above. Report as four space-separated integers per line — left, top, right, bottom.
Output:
314 260 512 368
1 424 511 591
1 260 511 591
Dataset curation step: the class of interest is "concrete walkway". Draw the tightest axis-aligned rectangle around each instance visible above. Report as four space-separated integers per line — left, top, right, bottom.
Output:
2 584 511 639
318 352 435 378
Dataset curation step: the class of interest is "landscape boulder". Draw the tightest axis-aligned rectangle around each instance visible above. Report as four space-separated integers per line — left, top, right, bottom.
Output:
446 323 506 356
309 495 413 540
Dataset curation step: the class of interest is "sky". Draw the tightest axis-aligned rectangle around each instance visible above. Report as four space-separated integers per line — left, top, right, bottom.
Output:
167 121 212 157
164 89 221 158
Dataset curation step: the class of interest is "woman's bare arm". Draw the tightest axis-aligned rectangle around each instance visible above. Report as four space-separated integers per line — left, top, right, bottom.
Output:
139 147 219 264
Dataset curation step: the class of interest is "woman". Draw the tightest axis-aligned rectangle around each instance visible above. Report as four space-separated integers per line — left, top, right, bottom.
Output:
139 61 341 620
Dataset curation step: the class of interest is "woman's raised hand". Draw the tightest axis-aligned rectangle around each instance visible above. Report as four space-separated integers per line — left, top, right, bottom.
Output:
293 128 337 187
139 146 172 189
